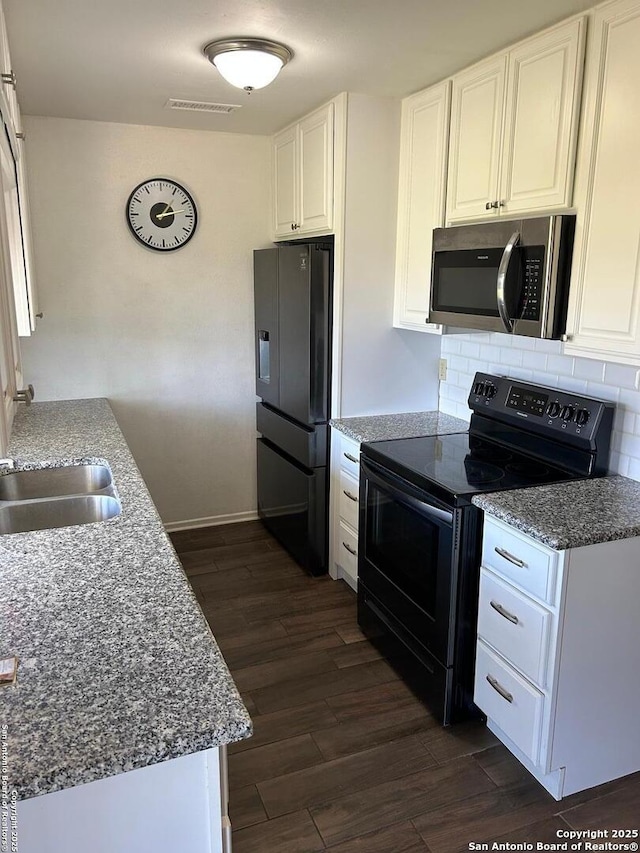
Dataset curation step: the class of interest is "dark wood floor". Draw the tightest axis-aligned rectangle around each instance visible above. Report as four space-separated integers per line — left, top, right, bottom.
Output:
170 521 640 853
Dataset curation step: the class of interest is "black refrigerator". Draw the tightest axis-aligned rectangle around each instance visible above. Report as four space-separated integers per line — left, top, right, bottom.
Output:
254 240 333 576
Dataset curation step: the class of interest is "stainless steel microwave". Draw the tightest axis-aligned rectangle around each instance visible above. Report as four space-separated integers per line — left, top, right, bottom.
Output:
429 214 576 339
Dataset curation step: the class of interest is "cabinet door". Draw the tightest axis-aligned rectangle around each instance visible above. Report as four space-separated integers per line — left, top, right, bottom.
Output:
393 81 450 332
0 135 21 450
0 0 18 133
566 0 640 364
15 104 38 334
273 124 298 238
298 103 334 235
500 18 585 216
446 55 507 223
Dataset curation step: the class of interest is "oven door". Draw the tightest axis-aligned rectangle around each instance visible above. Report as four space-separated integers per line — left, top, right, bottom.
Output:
359 457 457 668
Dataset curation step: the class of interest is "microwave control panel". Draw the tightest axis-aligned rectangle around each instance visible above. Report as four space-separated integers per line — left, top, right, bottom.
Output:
519 246 545 321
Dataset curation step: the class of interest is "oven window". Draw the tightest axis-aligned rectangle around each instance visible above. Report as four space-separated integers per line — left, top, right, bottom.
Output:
365 483 444 619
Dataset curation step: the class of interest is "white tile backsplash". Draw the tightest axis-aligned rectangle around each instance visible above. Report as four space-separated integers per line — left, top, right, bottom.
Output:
438 332 640 482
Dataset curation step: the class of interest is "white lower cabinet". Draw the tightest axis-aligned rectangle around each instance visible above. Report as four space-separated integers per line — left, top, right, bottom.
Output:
329 429 360 590
17 746 230 853
475 515 640 800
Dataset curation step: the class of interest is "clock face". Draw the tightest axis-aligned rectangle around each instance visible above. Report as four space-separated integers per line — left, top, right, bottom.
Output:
126 178 197 251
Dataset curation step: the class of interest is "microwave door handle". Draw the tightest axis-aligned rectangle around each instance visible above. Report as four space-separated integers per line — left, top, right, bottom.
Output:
497 231 520 334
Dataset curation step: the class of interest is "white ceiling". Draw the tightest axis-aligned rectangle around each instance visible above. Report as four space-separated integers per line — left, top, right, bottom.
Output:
4 0 596 136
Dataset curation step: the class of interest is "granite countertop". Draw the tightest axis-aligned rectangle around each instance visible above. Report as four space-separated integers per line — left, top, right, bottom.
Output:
0 399 251 800
472 475 640 551
330 411 469 443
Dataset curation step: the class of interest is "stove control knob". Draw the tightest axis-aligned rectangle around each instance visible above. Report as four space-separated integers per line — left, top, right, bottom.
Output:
547 401 561 418
561 405 576 422
576 408 591 427
474 382 485 396
485 384 497 399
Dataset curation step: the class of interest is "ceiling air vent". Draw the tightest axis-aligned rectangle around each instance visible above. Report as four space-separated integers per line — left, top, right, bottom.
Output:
165 98 242 114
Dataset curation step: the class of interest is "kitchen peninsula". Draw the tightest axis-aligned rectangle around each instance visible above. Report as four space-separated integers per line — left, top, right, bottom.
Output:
0 399 251 853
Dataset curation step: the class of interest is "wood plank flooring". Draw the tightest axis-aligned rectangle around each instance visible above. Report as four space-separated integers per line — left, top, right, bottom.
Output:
170 521 640 853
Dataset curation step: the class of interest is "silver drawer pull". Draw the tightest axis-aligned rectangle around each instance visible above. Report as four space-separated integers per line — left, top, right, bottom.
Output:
343 452 358 464
342 541 357 556
486 674 514 703
490 600 519 625
342 489 358 503
494 546 527 568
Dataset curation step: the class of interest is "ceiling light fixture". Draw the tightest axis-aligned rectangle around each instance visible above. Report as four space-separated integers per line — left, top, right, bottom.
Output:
203 38 293 93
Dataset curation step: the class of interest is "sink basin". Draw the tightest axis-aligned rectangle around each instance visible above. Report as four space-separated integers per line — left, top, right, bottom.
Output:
0 494 121 534
0 464 112 501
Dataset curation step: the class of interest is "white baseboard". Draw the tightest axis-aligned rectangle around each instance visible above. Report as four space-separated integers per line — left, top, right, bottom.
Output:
164 510 259 533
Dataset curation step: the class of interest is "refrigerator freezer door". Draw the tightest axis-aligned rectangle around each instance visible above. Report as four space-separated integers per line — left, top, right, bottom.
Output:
256 403 327 469
257 438 327 575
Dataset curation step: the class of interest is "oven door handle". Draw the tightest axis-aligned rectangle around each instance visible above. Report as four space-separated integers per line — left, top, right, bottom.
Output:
497 231 520 334
361 458 453 526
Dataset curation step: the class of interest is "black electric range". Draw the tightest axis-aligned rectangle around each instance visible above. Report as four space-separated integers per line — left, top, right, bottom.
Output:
357 372 615 725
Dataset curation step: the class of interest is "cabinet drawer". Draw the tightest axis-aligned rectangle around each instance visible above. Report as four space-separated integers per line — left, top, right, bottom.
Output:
339 437 360 479
478 570 551 687
482 517 558 604
339 469 359 530
474 640 544 764
338 521 358 585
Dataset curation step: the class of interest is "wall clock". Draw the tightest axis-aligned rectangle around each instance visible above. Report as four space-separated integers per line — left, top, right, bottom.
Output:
126 178 198 251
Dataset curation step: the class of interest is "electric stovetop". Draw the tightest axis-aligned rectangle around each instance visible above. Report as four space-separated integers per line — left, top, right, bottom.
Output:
363 431 577 506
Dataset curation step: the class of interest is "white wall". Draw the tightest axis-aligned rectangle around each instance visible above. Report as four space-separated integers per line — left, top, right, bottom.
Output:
439 333 640 481
21 116 271 526
338 94 441 416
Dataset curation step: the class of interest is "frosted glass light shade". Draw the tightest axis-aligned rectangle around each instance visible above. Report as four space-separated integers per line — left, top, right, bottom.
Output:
203 39 293 92
214 50 283 90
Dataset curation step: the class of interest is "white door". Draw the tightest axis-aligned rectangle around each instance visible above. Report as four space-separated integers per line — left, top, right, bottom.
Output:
500 18 585 216
298 102 334 234
0 130 22 447
394 81 450 331
446 55 507 223
273 124 298 237
566 0 640 364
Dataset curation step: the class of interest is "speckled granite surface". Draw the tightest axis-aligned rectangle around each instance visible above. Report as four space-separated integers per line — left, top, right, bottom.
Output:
472 475 640 551
330 411 469 443
0 399 251 801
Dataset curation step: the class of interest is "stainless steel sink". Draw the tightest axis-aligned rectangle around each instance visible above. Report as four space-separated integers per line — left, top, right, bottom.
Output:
0 464 112 501
0 494 121 534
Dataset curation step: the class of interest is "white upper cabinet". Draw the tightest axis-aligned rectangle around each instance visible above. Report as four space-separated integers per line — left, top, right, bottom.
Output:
565 0 640 365
393 81 451 332
273 102 334 239
0 0 38 336
447 56 507 223
446 17 585 223
0 128 23 452
273 124 298 238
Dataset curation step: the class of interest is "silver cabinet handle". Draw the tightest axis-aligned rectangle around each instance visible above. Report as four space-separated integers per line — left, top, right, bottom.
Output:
486 674 513 703
496 230 520 334
342 541 357 556
485 201 493 210
343 452 358 464
342 489 358 503
490 600 519 625
13 384 35 406
494 546 527 568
